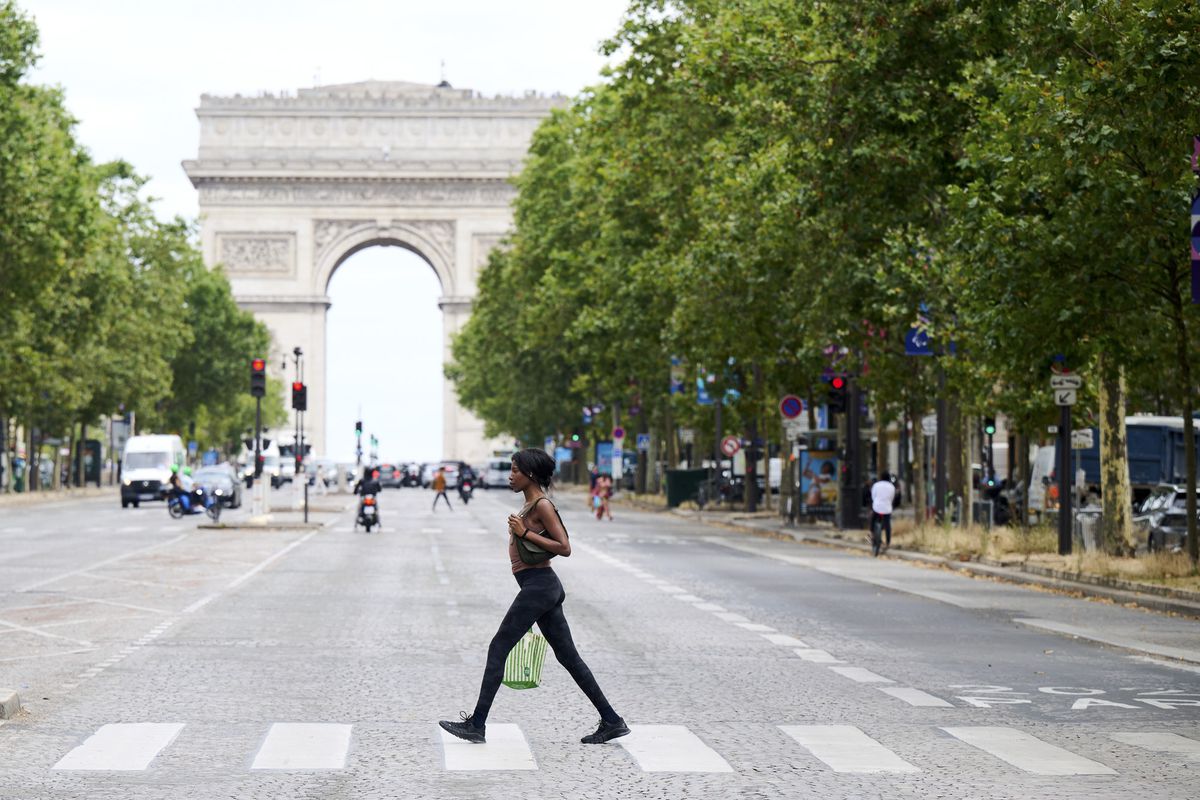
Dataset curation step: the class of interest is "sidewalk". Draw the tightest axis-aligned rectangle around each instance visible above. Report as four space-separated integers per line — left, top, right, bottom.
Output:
0 486 114 509
610 490 1200 620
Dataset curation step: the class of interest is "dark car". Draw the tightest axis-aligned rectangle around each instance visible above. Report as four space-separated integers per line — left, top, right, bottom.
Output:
401 463 423 487
377 463 403 489
193 464 243 508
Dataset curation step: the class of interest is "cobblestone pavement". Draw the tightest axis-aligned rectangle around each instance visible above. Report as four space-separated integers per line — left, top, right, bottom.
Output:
0 487 1197 799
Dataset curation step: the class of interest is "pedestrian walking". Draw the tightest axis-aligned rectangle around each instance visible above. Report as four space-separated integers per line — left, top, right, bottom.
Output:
598 473 614 521
439 448 629 745
870 471 896 551
431 467 452 511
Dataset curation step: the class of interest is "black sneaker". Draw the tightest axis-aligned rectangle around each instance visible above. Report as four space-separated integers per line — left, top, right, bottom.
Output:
581 717 631 744
439 712 486 743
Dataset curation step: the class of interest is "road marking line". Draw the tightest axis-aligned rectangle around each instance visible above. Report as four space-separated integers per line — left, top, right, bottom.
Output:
941 726 1116 775
828 666 894 684
877 687 953 707
422 528 442 534
793 648 842 664
185 529 321 614
693 603 725 612
673 594 704 602
0 618 93 646
714 612 750 623
1110 732 1200 760
53 723 185 771
17 533 190 593
735 622 776 632
440 723 537 770
780 725 919 773
761 633 808 647
251 723 352 769
617 725 733 772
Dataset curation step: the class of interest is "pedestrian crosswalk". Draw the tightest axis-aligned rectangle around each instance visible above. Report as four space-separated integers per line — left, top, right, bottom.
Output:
40 721 1194 775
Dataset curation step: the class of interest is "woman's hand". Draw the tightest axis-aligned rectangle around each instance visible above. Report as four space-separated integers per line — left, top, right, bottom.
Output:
507 514 525 537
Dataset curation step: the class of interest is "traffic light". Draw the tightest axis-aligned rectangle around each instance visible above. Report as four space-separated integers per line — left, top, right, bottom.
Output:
355 420 362 437
291 381 307 411
827 375 847 414
250 358 266 397
983 417 997 437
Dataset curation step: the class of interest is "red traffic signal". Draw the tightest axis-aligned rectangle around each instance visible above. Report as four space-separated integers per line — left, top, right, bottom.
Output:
250 358 267 398
830 375 846 390
291 381 307 411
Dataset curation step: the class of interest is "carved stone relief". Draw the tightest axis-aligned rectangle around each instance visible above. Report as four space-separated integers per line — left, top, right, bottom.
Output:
314 218 456 286
216 233 295 276
197 179 516 207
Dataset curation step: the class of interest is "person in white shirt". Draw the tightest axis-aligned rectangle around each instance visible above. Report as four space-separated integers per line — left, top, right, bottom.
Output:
870 472 897 550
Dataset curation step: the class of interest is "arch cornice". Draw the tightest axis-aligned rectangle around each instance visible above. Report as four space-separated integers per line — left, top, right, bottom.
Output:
312 218 456 296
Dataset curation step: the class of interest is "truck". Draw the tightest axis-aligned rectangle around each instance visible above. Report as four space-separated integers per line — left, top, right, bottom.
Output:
1027 416 1200 516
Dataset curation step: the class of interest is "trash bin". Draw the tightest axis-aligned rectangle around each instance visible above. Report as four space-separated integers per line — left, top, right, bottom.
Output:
665 468 708 508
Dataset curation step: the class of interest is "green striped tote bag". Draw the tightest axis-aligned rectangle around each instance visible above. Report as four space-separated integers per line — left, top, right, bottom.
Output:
502 629 548 690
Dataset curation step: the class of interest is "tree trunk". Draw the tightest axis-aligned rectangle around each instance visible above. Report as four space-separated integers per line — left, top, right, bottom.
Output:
908 397 926 525
947 400 963 517
962 415 975 530
1098 354 1135 555
876 406 889 478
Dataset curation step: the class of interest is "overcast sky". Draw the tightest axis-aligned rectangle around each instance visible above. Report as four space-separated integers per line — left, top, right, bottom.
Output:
24 0 629 462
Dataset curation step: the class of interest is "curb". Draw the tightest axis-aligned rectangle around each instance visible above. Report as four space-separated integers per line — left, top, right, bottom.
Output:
664 508 1200 620
0 487 114 509
0 689 19 719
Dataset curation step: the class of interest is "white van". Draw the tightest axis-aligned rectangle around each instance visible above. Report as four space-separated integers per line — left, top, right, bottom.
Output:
1026 445 1058 522
121 434 185 507
483 458 511 489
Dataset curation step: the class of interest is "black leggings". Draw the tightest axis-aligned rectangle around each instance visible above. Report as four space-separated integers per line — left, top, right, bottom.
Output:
472 568 618 725
872 512 892 545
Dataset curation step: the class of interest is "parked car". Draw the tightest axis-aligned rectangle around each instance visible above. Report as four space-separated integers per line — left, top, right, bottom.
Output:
1137 483 1199 552
377 463 403 488
193 463 243 508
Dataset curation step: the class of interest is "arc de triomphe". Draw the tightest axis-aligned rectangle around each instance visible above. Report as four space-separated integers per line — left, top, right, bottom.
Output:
183 81 562 462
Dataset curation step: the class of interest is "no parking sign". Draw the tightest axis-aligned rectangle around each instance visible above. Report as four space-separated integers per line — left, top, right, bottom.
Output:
779 395 803 419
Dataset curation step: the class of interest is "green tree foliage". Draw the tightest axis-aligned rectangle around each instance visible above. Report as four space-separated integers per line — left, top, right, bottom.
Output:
451 0 1200 545
0 1 284 475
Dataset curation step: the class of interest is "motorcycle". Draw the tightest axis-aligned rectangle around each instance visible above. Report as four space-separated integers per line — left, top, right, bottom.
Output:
167 486 221 522
355 493 379 532
458 479 474 505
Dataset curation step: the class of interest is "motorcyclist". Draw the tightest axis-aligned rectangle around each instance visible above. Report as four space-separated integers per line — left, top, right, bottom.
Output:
355 467 382 526
168 465 195 511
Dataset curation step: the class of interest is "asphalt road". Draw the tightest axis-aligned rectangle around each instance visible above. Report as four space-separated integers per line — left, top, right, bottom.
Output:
0 486 1197 799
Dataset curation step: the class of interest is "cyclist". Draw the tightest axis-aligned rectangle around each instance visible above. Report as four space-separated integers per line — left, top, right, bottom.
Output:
869 471 896 554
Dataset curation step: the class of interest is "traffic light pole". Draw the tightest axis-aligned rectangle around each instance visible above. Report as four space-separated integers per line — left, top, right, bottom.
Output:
1057 404 1073 555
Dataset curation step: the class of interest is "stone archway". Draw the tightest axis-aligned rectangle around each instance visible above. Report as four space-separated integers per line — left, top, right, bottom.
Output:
183 81 563 461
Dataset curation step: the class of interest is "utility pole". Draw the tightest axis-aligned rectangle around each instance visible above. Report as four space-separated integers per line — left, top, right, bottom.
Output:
935 365 948 522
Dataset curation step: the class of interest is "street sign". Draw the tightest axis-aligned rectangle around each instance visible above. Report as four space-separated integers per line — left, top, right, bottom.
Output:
613 427 625 440
921 414 937 436
1050 375 1082 389
1054 389 1077 406
679 428 695 445
636 433 651 451
904 326 933 356
1071 429 1094 450
783 418 806 440
544 436 555 453
779 395 803 419
720 435 741 457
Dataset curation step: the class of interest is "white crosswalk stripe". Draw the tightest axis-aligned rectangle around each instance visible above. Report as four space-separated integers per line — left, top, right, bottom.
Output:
1110 732 1200 760
440 723 537 770
37 720 1177 776
877 687 953 707
942 726 1116 775
53 723 184 771
251 723 352 769
761 633 807 647
828 666 893 684
617 724 733 772
780 725 919 773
